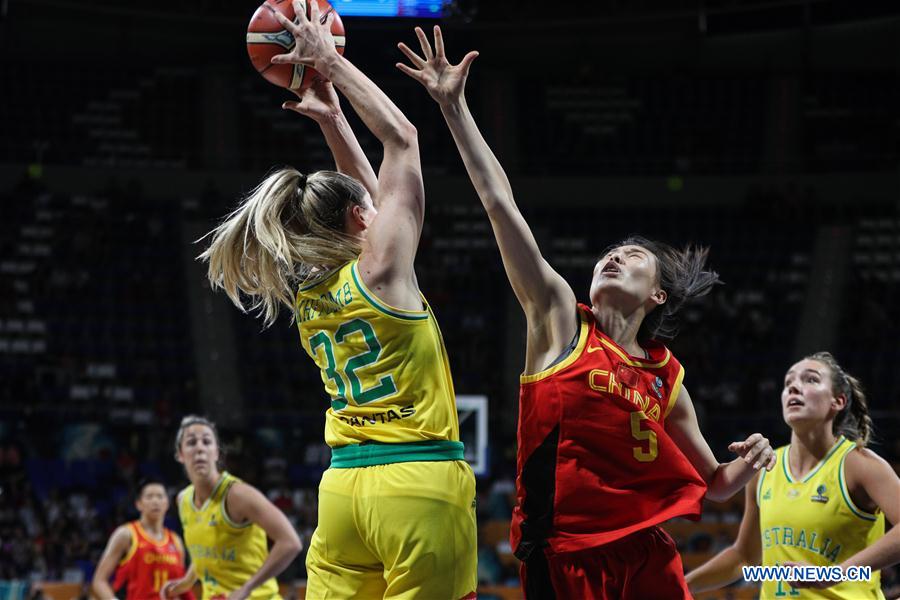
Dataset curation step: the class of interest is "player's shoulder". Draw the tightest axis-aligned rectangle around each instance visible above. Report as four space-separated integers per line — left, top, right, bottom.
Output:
108 522 136 550
176 483 194 500
113 521 136 537
224 478 263 503
842 444 891 476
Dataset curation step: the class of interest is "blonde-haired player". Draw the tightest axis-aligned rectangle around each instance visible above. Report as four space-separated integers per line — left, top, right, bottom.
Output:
687 352 900 598
160 416 301 600
199 2 477 598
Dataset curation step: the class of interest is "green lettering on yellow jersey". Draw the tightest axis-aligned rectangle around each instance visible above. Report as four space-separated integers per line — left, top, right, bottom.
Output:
296 260 463 466
179 473 280 600
757 437 885 599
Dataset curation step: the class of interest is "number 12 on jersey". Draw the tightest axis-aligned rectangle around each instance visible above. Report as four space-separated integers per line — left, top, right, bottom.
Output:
308 318 397 411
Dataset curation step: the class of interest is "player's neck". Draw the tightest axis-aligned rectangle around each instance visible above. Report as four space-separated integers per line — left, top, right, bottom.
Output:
789 427 839 476
139 517 165 540
591 304 645 358
192 470 223 506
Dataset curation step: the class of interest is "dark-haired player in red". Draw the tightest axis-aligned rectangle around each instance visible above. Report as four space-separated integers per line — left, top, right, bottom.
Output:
92 477 194 600
399 26 778 599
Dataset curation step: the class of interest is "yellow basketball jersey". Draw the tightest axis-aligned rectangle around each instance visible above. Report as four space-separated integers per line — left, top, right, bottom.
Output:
295 259 464 467
178 472 280 600
757 436 885 599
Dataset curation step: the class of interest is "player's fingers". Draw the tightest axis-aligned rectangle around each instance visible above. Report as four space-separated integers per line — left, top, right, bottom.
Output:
397 42 426 68
414 26 434 60
746 436 770 464
274 10 301 34
754 446 773 468
307 0 320 25
754 447 774 470
272 54 314 66
323 8 335 29
766 449 777 470
458 50 479 76
738 433 761 457
433 25 445 58
744 432 763 447
395 62 425 82
727 441 743 454
271 52 305 64
320 5 334 25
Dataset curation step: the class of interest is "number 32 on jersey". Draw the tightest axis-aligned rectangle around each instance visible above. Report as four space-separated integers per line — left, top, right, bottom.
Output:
308 318 397 411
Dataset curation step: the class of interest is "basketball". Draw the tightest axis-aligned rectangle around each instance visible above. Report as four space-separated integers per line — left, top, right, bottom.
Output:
246 0 346 92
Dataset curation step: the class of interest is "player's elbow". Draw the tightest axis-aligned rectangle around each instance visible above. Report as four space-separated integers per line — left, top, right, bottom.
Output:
282 530 303 558
705 488 727 503
387 121 418 150
705 479 736 503
481 189 518 218
729 543 757 572
481 192 504 212
703 464 738 502
89 579 106 599
705 487 734 503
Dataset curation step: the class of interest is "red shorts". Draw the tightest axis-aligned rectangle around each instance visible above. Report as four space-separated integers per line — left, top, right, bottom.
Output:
520 526 691 600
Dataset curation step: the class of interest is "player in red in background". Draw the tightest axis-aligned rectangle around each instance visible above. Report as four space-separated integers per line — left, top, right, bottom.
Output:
92 477 194 600
398 26 778 599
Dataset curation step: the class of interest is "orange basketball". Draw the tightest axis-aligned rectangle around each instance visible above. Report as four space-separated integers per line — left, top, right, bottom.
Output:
246 0 346 92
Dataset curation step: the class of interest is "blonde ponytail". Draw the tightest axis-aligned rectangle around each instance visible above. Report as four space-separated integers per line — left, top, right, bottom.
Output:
199 167 367 326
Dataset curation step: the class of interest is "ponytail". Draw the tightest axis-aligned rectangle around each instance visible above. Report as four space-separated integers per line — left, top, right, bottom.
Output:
806 351 874 447
199 168 367 327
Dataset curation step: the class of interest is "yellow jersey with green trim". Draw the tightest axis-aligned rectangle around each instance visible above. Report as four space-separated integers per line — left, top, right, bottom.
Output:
757 436 885 599
178 472 280 600
295 260 463 464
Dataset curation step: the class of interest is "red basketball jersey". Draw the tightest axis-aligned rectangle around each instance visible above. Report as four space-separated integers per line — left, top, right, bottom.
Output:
112 522 194 600
510 304 708 556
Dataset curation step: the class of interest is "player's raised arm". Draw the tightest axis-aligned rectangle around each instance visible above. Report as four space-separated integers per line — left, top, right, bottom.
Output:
397 26 577 370
92 525 132 600
282 78 378 199
272 1 423 301
685 474 763 593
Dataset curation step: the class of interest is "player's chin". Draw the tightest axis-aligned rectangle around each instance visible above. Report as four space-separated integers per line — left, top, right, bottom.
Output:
782 408 809 425
591 278 621 297
590 281 638 307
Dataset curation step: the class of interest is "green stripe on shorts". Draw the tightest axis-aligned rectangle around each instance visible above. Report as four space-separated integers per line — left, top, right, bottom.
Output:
330 440 465 468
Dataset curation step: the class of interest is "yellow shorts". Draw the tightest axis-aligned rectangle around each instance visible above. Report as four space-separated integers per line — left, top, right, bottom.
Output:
305 460 477 600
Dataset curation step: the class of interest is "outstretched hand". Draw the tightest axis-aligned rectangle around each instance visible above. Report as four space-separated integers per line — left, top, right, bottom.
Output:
728 433 776 471
271 0 339 73
396 26 479 107
282 78 340 121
